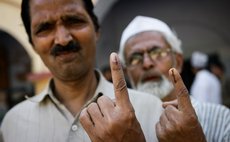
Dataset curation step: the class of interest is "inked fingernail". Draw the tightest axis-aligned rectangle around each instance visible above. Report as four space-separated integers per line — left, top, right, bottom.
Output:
93 92 103 103
111 52 118 65
97 92 103 99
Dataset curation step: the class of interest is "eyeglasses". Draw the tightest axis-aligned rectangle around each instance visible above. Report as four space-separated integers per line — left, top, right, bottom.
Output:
126 48 172 67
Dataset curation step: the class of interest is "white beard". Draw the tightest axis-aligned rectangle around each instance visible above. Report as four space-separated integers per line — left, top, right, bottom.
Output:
136 75 174 99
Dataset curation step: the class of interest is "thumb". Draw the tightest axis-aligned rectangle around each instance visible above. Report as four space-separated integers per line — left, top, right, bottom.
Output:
168 68 194 113
110 52 132 109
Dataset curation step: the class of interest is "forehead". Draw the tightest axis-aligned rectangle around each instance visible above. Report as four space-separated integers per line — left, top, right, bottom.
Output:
125 31 169 51
127 31 166 45
30 0 84 10
30 0 87 22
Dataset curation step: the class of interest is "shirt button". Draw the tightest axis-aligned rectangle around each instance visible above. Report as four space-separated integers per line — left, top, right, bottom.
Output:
72 125 78 131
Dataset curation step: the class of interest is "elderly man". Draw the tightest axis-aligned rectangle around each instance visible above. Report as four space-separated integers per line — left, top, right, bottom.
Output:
119 15 230 142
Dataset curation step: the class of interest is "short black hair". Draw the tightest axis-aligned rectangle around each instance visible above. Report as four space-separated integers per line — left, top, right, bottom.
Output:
207 53 225 71
21 0 100 44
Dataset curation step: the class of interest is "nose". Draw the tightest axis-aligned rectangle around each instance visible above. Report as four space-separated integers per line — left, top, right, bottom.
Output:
54 25 73 46
142 53 155 70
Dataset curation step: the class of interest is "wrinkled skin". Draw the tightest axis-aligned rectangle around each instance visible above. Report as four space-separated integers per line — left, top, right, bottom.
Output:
156 68 206 142
80 53 146 142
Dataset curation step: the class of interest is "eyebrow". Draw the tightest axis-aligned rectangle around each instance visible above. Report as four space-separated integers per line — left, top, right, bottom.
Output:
34 20 54 33
61 14 78 20
132 46 160 54
61 11 87 19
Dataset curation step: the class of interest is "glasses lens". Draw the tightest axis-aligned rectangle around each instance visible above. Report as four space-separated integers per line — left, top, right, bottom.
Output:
149 48 171 61
127 48 171 66
129 54 143 66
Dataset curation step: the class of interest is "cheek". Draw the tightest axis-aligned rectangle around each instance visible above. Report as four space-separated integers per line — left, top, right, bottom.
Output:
127 69 142 86
32 36 53 55
156 58 174 77
74 28 97 51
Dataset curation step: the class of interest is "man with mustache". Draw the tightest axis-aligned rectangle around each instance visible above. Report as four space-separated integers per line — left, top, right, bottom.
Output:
119 15 230 142
0 0 206 141
1 0 153 141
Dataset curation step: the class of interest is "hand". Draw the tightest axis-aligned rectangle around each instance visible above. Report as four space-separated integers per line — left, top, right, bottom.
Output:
79 52 146 142
156 68 206 142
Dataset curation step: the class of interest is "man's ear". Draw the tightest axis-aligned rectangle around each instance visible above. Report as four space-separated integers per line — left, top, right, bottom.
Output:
175 53 184 73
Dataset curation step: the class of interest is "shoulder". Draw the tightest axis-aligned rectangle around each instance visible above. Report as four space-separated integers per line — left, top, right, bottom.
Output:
2 99 34 119
192 97 229 114
192 100 230 141
193 99 230 123
1 96 42 129
202 103 230 117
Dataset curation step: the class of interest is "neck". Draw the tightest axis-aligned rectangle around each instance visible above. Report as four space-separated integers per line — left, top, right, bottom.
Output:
53 70 98 115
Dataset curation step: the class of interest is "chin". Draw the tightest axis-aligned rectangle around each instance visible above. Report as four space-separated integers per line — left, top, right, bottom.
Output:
137 76 174 99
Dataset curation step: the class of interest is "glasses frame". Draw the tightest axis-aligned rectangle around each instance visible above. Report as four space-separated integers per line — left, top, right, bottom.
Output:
126 48 173 67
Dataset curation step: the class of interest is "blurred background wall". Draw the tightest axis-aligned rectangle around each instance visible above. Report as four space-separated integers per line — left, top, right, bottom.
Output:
95 0 230 78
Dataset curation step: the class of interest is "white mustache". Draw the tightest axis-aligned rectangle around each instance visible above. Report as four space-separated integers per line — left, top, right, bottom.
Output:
140 70 162 83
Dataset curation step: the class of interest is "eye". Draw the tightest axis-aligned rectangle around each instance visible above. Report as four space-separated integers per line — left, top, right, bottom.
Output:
159 51 168 58
35 22 54 35
150 48 171 60
149 50 159 60
128 53 143 66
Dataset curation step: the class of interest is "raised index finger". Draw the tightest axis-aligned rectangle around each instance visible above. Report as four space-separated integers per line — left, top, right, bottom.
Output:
110 52 132 109
169 68 195 114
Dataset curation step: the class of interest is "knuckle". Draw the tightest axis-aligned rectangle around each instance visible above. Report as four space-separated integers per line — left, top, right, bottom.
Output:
114 79 127 93
164 105 174 112
97 95 108 104
109 109 136 128
122 109 136 126
79 110 88 122
187 114 198 124
179 87 189 95
87 102 97 111
156 127 167 141
88 102 97 108
159 112 166 121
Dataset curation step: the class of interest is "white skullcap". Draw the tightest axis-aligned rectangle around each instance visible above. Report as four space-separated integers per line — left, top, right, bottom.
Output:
119 15 182 66
191 51 208 68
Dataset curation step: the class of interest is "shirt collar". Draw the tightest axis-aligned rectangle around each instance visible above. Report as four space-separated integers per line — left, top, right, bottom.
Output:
27 70 114 103
26 79 53 103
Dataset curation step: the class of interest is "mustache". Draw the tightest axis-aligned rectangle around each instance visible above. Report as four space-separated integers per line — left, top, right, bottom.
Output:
50 40 81 56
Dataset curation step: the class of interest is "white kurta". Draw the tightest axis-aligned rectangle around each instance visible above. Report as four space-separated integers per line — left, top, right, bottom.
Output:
191 70 222 104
